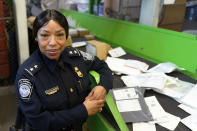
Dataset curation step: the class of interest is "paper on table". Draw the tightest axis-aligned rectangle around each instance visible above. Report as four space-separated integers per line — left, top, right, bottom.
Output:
148 62 185 73
116 99 141 112
106 57 141 75
181 84 197 109
121 75 141 87
113 88 138 100
124 59 149 72
145 96 180 130
142 73 167 90
181 114 197 131
145 96 167 119
178 104 197 115
72 41 86 48
108 47 126 57
121 72 167 90
159 77 195 100
157 112 180 131
133 122 156 131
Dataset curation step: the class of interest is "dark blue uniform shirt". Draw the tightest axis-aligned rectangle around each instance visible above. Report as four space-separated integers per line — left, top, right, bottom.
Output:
15 47 113 131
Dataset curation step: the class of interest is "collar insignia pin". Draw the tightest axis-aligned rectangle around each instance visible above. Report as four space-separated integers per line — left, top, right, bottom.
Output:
74 67 83 77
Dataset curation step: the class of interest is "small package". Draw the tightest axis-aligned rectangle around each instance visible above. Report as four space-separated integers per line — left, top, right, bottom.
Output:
69 28 78 37
84 34 95 40
110 87 153 123
86 40 111 60
76 27 89 37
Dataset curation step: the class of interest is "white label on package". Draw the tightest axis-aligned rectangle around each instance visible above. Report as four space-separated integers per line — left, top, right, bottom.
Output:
116 99 141 112
108 47 126 57
113 88 138 100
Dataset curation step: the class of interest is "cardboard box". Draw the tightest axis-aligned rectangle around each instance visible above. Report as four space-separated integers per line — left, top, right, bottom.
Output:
69 28 78 37
159 23 183 32
65 35 72 47
86 40 111 60
77 28 89 37
84 34 95 40
159 3 186 25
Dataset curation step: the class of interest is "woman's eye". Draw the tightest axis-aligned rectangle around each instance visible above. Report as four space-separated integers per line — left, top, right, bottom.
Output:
40 34 49 37
57 33 64 37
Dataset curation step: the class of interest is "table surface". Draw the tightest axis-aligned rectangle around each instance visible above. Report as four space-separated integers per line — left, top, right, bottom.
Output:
112 53 196 131
72 37 196 131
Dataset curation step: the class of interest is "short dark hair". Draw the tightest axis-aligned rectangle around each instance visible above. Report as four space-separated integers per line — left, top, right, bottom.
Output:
33 9 69 39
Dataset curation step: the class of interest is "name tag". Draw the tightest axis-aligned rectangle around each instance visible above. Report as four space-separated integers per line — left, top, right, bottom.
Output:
45 86 59 95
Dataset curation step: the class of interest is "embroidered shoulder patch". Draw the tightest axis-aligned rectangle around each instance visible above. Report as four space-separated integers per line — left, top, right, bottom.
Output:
18 79 33 99
80 51 94 61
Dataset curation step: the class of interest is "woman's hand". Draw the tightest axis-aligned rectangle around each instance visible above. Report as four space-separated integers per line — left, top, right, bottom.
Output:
84 86 107 115
86 86 107 100
83 98 105 116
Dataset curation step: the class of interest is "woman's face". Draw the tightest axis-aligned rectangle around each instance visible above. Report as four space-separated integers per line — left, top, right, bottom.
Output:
36 20 66 60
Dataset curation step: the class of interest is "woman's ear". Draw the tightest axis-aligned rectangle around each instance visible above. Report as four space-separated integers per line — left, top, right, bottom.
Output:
35 37 38 41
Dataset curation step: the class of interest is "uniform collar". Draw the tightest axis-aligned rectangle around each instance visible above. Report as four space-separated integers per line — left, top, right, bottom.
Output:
61 47 81 65
40 49 73 72
40 50 58 72
40 47 79 72
61 48 75 66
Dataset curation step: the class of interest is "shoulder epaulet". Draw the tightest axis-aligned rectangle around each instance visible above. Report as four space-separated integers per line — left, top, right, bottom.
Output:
64 46 81 57
23 51 43 76
17 50 43 77
24 63 42 76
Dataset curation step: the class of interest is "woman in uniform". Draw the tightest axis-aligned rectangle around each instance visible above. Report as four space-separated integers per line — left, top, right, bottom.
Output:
15 9 113 131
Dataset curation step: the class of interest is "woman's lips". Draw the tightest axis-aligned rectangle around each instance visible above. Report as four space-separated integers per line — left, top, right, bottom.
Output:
47 49 59 55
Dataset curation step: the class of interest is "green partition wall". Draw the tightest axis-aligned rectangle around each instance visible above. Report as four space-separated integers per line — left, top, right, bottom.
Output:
61 10 197 79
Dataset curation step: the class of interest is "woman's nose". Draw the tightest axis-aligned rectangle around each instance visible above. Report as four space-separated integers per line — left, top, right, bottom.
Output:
48 35 56 46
